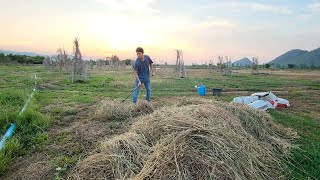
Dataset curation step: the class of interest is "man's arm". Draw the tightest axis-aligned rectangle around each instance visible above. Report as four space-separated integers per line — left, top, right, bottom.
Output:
150 63 155 76
133 61 141 86
147 56 155 76
134 70 141 87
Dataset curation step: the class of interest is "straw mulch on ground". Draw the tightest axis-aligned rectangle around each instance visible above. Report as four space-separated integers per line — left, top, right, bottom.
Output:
69 98 297 180
95 100 154 121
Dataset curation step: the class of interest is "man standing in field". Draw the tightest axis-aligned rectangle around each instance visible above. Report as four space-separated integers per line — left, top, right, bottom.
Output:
132 47 155 104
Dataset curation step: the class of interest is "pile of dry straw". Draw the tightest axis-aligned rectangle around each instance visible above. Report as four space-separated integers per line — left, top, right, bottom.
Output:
70 98 297 180
95 100 154 121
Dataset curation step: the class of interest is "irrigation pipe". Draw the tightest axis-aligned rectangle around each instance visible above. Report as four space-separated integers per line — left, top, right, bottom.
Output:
0 74 37 150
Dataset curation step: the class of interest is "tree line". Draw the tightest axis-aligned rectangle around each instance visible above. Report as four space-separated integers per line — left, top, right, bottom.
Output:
0 53 45 64
265 63 320 69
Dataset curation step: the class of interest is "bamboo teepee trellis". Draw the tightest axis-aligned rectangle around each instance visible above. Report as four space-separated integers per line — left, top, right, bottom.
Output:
71 38 87 83
174 49 186 78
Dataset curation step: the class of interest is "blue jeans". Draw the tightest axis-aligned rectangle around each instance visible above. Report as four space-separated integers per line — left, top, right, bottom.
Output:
132 79 151 103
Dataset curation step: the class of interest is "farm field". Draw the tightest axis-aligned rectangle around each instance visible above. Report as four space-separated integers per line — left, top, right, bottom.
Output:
0 65 319 179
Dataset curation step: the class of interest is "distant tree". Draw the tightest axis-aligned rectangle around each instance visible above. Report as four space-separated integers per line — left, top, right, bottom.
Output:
123 59 132 66
43 56 52 70
217 56 224 74
105 57 110 65
265 63 270 69
96 59 106 70
33 56 45 64
62 48 69 71
56 48 64 71
310 63 316 69
287 64 295 69
299 64 306 69
0 53 44 64
208 60 214 72
225 56 232 68
110 55 120 68
111 55 119 61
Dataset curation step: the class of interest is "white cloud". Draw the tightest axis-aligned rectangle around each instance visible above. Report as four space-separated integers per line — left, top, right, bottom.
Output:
228 2 292 14
307 2 320 10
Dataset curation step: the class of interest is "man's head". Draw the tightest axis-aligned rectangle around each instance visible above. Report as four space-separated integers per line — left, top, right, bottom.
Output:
136 47 144 59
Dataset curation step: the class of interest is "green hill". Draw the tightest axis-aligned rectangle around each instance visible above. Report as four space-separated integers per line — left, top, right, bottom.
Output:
232 57 252 66
269 48 320 67
294 48 320 66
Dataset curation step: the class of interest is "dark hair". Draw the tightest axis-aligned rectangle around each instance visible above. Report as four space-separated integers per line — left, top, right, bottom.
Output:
136 47 144 54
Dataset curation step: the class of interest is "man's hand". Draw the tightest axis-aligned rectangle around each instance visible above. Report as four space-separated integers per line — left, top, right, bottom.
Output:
152 72 155 76
138 81 142 87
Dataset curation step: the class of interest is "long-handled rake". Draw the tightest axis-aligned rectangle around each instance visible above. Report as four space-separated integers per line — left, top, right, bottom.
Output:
121 85 140 103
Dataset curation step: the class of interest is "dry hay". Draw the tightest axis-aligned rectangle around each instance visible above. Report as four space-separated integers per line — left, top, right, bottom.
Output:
167 98 297 152
136 130 281 180
95 100 154 121
131 101 154 117
21 161 53 180
217 102 298 152
132 104 290 179
95 100 132 121
176 97 211 106
131 105 245 146
70 99 297 180
69 132 150 179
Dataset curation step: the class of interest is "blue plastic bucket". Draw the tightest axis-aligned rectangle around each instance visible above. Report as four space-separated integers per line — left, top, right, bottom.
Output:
198 85 206 96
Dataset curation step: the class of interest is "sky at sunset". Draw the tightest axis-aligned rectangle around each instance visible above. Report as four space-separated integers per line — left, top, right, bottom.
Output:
0 0 320 64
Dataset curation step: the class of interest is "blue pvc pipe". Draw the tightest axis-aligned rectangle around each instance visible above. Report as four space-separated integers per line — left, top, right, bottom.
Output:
0 123 15 150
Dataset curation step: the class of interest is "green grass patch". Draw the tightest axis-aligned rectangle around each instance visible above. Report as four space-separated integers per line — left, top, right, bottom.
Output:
0 138 21 173
15 106 50 150
270 111 320 179
0 66 51 173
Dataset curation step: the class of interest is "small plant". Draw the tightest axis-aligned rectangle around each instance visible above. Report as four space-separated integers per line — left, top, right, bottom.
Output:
53 155 76 179
108 122 119 130
56 130 72 144
32 132 49 150
0 138 21 173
